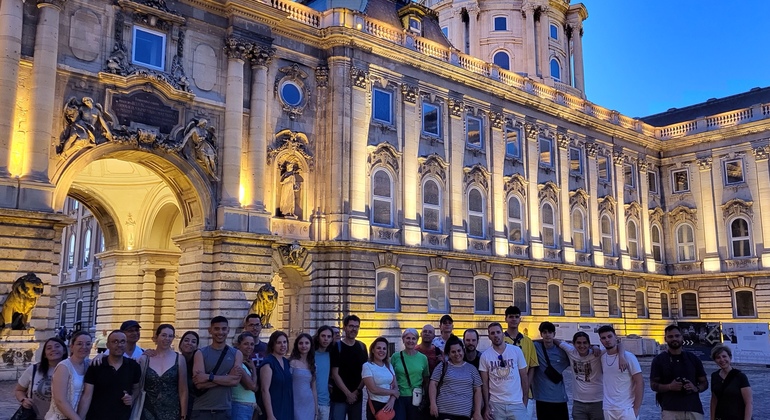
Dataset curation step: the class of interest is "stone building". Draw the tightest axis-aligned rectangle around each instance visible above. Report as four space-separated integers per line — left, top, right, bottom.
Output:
0 0 768 349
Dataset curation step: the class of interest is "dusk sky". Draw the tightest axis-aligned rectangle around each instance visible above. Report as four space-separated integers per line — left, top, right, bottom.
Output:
579 0 770 119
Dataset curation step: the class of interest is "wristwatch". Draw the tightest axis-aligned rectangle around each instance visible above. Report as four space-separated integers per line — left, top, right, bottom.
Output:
208 373 214 382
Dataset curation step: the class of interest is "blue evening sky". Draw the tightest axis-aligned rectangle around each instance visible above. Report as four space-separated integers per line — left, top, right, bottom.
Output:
579 0 770 119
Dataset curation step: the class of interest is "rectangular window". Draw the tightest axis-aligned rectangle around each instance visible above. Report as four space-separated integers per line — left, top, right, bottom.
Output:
505 127 520 158
623 163 635 188
513 282 528 313
672 169 690 193
539 138 553 167
408 17 422 34
608 289 620 317
680 292 698 317
466 116 483 148
569 147 583 174
660 293 670 318
724 159 745 185
372 88 393 124
579 287 592 316
598 155 609 181
132 26 166 71
635 291 647 318
428 273 448 312
734 290 755 317
648 171 659 194
548 283 562 315
474 277 492 313
494 16 507 31
422 103 440 137
375 270 398 311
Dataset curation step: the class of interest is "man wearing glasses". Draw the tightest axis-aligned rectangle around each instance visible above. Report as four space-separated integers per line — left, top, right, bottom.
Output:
242 314 268 364
480 322 529 420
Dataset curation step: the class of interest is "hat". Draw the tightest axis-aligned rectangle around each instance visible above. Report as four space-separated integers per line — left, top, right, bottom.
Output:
120 320 141 330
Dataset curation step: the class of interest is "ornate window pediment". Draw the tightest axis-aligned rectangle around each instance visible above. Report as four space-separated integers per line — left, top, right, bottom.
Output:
598 195 616 216
504 174 527 197
722 198 753 221
649 207 664 225
268 129 314 170
625 201 642 221
569 188 589 210
538 181 560 203
367 142 401 174
418 154 448 183
669 205 698 227
463 164 490 191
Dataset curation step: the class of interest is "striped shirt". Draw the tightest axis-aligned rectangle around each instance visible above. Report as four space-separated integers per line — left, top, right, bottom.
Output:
430 361 481 417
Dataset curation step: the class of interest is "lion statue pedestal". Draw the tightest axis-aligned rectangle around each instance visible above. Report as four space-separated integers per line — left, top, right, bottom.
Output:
0 273 44 380
0 328 38 380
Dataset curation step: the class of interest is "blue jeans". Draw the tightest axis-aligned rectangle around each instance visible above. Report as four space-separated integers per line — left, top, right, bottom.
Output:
231 401 255 420
331 399 363 420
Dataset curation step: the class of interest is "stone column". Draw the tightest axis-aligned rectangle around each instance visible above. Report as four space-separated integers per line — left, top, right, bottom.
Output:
401 83 420 246
139 268 157 331
448 99 467 251
25 0 65 184
348 65 371 240
571 22 585 93
752 145 770 267
524 123 542 259
696 156 720 271
613 151 628 269
0 0 23 178
325 57 349 240
522 3 537 77
245 47 274 233
538 6 551 80
450 10 463 54
638 160 653 270
585 142 602 266
490 113 507 256
218 39 246 229
557 134 572 262
467 6 480 58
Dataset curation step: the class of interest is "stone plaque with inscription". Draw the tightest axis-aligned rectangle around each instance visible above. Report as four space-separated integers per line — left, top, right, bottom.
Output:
110 92 181 134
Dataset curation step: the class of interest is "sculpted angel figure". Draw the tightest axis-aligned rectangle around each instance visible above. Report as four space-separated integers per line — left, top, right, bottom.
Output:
181 118 219 180
57 97 113 154
279 162 302 217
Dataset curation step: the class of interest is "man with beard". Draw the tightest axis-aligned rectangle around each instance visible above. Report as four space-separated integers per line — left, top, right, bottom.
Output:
650 324 708 420
191 316 243 420
480 322 529 420
463 329 482 369
330 314 369 420
417 324 442 374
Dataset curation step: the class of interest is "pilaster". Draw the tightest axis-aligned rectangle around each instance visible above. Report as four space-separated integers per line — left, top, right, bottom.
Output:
325 57 350 240
638 160 654 270
557 134 572 262
348 65 371 240
586 142 602 266
525 122 542 258
449 98 467 250
401 82 420 246
613 150 628 269
489 112 507 256
696 156 720 271
522 3 537 77
752 145 770 266
537 6 551 80
219 38 247 229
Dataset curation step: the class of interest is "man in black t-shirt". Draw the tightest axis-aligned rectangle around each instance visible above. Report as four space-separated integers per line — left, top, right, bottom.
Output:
79 330 141 420
329 314 369 420
463 328 482 369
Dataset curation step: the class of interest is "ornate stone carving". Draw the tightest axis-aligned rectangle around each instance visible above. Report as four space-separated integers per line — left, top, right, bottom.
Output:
224 37 250 60
612 150 625 166
569 188 589 210
423 233 449 247
556 133 571 150
598 195 616 216
524 122 540 140
448 98 463 117
368 142 401 174
179 118 219 180
722 198 753 221
696 156 713 171
751 144 770 161
249 282 279 328
279 162 303 218
351 66 368 89
372 227 401 243
724 258 759 271
315 66 329 88
429 256 447 272
418 154 448 183
278 242 307 266
249 45 276 67
625 201 642 221
504 174 527 197
0 273 44 330
668 205 698 226
585 141 597 158
268 130 314 170
538 181 560 203
463 164 490 191
57 97 114 155
401 83 419 104
275 63 309 120
649 207 664 225
468 239 491 252
638 160 649 173
490 112 504 130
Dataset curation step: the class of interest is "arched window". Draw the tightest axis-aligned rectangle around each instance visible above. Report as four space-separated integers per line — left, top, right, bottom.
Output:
67 233 76 269
571 208 586 252
600 215 613 255
467 187 486 238
651 224 664 263
422 178 442 232
82 228 92 268
541 202 556 248
729 218 751 258
428 272 448 313
548 283 562 315
627 220 639 259
676 224 696 262
59 301 68 327
474 276 492 313
734 289 756 317
550 58 561 81
371 169 394 226
680 291 699 318
635 291 647 318
513 280 528 314
507 195 523 243
375 269 399 312
75 299 84 323
493 51 510 70
660 292 670 318
579 286 592 316
608 289 620 317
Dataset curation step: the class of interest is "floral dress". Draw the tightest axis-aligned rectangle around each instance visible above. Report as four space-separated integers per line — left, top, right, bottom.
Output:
142 354 181 420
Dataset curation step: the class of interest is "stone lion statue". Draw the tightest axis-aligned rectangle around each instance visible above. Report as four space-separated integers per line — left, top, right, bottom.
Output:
0 273 44 330
249 283 279 328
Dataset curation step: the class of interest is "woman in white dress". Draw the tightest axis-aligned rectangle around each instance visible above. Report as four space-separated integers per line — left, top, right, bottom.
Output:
46 331 91 420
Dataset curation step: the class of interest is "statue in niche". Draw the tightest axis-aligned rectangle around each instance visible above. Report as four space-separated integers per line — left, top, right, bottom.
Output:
181 119 219 181
279 162 302 218
57 97 114 155
249 283 279 328
0 273 44 330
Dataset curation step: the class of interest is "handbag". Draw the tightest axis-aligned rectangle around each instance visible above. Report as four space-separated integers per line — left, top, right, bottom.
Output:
191 346 230 397
129 356 149 420
538 342 564 384
367 399 396 420
11 364 37 420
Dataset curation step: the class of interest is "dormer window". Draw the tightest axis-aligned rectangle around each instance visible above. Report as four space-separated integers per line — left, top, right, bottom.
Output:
408 17 422 35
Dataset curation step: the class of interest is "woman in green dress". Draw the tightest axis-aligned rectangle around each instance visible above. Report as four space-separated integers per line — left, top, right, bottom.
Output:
140 324 189 420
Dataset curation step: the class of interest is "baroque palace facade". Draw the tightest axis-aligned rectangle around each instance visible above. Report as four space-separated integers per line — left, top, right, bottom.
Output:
0 0 768 348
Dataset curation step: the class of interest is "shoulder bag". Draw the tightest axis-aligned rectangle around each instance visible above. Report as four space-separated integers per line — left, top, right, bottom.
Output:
11 364 37 420
191 346 230 397
129 357 149 420
366 363 396 420
398 351 427 411
538 342 564 384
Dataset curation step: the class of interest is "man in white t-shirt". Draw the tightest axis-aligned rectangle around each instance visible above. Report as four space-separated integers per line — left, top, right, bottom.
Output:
598 325 643 420
479 322 529 420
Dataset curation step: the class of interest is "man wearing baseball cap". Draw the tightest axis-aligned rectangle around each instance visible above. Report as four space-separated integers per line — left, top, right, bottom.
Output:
106 320 144 360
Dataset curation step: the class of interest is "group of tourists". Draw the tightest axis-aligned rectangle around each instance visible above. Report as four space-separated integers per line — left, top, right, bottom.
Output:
12 307 753 420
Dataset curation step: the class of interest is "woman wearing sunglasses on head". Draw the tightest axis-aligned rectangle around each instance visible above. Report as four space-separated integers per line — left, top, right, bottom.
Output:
428 335 483 420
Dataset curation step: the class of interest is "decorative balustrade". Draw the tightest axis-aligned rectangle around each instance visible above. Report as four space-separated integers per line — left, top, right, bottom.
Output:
269 0 320 27
457 54 489 77
364 17 404 43
498 69 526 90
658 120 698 139
414 37 449 61
763 103 770 116
706 108 753 128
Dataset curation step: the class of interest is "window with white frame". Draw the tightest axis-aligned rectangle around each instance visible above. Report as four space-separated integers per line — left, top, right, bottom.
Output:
648 171 659 194
428 272 448 312
82 227 92 268
724 159 745 185
623 163 635 188
132 26 166 71
549 23 558 40
598 154 610 182
422 102 441 137
651 224 664 263
505 127 520 158
569 147 583 174
627 220 639 259
539 138 554 167
676 224 696 262
729 218 751 258
467 187 486 238
75 300 84 323
67 234 76 270
372 88 393 124
375 269 398 311
507 195 523 243
608 289 620 317
474 276 492 313
635 291 647 318
408 17 422 35
600 215 613 255
493 51 510 70
422 178 442 232
494 16 507 31
548 283 563 315
541 202 556 248
680 292 699 317
734 289 756 317
513 280 529 313
672 169 689 193
660 292 671 318
466 115 483 148
371 169 394 226
579 286 592 316
550 58 561 81
572 208 586 252
59 301 67 327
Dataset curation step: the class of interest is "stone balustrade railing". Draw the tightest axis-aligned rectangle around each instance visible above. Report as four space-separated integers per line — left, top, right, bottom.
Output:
260 0 770 142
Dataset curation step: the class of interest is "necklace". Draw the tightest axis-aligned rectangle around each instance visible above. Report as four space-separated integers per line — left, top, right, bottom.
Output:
606 353 619 367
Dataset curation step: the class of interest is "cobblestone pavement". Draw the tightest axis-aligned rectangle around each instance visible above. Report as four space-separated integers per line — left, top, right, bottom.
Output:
0 358 767 420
